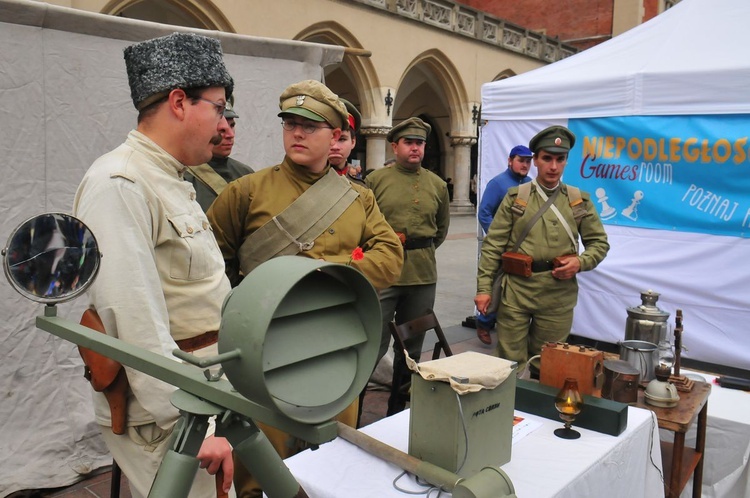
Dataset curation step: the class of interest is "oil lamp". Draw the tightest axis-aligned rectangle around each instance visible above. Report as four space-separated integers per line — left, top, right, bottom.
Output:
554 378 583 439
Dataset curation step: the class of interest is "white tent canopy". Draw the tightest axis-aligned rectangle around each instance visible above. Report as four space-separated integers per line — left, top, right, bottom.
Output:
482 0 750 120
480 0 750 372
0 0 343 494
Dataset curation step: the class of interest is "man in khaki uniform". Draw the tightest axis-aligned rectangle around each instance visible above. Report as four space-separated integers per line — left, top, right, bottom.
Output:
329 98 366 187
207 79 403 497
185 97 254 212
73 32 235 497
365 117 451 415
475 125 610 372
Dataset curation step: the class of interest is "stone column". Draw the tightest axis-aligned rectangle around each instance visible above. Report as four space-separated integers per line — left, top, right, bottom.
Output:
449 135 477 214
361 126 390 172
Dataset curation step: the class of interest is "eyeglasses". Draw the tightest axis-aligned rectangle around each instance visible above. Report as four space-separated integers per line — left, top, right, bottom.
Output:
196 97 226 117
281 119 333 134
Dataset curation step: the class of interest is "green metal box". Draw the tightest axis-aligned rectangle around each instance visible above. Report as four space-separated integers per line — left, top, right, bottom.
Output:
515 379 628 436
408 357 517 477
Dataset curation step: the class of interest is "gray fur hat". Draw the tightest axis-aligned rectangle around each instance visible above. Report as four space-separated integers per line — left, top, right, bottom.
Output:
124 32 234 110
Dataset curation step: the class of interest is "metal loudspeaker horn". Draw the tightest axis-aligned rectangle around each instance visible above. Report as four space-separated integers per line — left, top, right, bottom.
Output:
2 213 381 498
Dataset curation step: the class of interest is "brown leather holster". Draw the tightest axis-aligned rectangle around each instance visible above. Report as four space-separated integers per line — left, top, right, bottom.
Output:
501 251 533 277
77 310 227 497
78 309 129 435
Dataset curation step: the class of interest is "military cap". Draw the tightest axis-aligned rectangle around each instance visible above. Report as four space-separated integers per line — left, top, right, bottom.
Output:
387 117 431 143
278 80 349 130
340 98 361 133
124 32 234 111
529 125 576 154
224 95 239 119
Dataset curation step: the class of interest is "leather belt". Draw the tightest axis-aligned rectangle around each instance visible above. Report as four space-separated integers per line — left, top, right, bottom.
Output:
531 260 555 273
175 330 218 352
404 237 434 250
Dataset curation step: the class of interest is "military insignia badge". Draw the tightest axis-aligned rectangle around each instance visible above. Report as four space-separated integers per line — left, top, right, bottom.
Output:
554 137 562 146
296 95 306 106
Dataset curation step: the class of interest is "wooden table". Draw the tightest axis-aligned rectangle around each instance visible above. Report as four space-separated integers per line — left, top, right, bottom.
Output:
636 381 711 498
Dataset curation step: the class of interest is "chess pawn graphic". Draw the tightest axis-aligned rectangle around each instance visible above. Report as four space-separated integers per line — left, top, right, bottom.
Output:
621 190 644 221
595 188 616 220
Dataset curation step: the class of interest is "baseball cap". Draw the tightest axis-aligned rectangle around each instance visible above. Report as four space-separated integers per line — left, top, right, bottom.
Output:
509 145 533 157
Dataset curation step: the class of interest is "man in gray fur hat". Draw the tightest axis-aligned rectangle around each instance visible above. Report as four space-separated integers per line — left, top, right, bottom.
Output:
73 32 236 497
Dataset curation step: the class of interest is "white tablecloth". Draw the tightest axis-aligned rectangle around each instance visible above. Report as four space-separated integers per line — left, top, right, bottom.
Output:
282 407 664 497
677 371 750 498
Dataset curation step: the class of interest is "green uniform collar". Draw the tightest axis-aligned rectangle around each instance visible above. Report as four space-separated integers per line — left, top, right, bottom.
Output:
394 163 421 174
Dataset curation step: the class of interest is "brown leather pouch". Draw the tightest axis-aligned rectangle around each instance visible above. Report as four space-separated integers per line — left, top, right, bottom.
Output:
553 254 578 268
79 309 128 435
501 252 533 277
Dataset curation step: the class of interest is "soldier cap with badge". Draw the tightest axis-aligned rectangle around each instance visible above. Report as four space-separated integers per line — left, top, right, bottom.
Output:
278 80 349 130
387 117 431 143
529 125 576 154
340 98 361 134
223 95 239 120
124 31 234 111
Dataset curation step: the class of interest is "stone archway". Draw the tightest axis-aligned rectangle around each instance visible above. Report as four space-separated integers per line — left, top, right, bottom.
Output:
295 22 380 121
101 0 233 31
295 22 387 172
396 50 474 212
492 68 517 81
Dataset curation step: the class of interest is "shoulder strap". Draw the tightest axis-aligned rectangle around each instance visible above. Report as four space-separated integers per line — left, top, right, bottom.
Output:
187 164 228 196
566 185 588 226
511 187 559 252
511 182 533 216
238 169 359 275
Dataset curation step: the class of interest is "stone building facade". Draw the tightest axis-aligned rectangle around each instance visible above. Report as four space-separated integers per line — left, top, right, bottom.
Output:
39 0 674 211
457 0 680 50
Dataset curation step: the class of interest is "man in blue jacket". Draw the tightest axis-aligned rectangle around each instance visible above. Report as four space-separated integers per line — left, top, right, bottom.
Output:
475 144 532 344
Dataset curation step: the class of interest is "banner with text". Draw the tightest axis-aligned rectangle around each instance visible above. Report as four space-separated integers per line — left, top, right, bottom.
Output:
566 115 750 238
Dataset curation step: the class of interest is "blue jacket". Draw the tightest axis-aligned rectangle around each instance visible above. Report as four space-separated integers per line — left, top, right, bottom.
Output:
478 168 531 233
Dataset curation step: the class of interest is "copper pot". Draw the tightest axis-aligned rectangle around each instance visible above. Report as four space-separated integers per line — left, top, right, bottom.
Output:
601 359 640 404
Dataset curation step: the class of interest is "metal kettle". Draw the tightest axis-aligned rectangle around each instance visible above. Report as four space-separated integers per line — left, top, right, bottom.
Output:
625 290 670 345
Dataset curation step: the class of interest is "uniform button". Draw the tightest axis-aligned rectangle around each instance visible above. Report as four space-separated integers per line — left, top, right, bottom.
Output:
187 226 194 234
202 221 209 230
274 166 280 171
190 192 196 200
329 228 335 234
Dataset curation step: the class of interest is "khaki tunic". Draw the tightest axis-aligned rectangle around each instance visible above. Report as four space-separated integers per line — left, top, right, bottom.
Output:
477 182 610 312
73 130 231 429
207 156 403 289
185 156 254 212
365 164 451 285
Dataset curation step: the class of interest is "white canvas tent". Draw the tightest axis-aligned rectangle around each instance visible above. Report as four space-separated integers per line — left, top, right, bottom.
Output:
480 0 750 372
0 0 344 494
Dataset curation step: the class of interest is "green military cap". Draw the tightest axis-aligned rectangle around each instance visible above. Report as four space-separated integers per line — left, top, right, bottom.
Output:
340 98 361 133
387 117 431 143
529 125 576 154
278 79 349 130
224 95 238 119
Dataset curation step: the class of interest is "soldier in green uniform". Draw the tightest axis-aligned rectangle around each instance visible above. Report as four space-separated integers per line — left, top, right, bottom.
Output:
207 79 403 498
366 117 451 415
185 96 254 212
474 125 609 373
329 98 366 187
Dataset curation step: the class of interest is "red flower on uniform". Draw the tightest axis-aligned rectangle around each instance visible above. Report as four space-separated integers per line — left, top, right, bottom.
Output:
348 247 364 265
352 247 364 261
